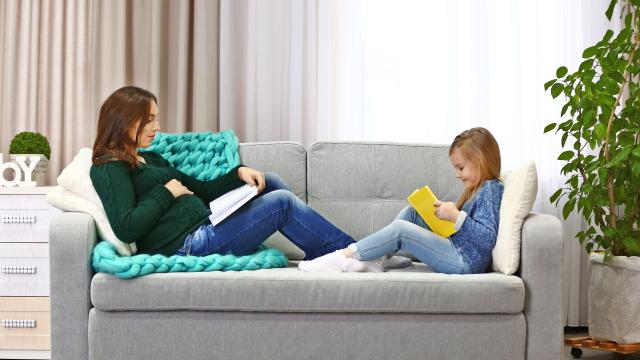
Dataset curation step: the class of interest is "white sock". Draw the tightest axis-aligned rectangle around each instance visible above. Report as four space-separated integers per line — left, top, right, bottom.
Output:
298 250 349 272
383 256 412 270
363 258 385 272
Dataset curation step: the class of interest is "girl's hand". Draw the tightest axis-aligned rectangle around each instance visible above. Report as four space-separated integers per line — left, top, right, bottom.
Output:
433 201 460 222
164 179 194 198
238 166 266 193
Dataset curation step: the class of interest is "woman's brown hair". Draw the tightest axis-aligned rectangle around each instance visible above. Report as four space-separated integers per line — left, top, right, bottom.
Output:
449 127 501 209
92 86 157 168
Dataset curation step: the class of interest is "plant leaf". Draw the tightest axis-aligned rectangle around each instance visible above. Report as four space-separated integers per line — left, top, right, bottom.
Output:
544 79 557 91
633 161 640 178
551 83 564 98
550 188 563 204
556 66 568 78
594 123 607 138
558 150 574 161
563 199 575 220
605 0 617 21
582 46 599 59
544 123 557 133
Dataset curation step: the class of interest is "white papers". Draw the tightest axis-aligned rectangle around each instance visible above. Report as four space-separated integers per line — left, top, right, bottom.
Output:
208 184 258 226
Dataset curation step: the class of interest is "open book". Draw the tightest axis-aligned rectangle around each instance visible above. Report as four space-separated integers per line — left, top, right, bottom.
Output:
407 186 458 238
208 184 259 226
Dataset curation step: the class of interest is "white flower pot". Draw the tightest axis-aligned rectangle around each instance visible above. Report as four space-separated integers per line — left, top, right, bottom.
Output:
589 253 640 344
9 154 48 186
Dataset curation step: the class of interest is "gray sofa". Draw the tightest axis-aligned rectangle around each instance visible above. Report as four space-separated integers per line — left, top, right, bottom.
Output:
50 141 563 360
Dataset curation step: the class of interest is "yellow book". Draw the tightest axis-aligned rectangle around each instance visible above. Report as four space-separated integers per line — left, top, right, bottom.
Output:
407 186 458 238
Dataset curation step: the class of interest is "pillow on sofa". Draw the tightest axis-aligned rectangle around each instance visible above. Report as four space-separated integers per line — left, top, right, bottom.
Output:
47 148 136 256
491 160 538 275
47 186 136 256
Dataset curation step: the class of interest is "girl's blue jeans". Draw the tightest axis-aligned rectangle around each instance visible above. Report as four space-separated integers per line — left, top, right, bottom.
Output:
351 206 471 274
175 172 354 259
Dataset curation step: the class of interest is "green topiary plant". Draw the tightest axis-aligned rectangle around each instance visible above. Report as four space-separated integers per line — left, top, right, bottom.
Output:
9 131 51 160
544 0 640 260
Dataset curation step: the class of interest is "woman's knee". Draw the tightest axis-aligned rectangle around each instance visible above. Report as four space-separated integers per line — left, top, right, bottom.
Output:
265 189 298 209
265 172 291 191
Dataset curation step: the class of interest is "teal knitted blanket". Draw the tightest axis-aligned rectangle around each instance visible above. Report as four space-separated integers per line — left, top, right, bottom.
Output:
93 241 289 279
140 130 241 181
93 130 288 278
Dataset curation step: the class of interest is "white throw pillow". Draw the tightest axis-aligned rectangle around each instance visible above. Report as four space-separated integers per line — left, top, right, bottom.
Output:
491 160 538 274
47 148 136 256
46 186 136 256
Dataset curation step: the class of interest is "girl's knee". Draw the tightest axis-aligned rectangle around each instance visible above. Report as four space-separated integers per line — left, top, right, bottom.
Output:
395 205 418 221
388 219 414 233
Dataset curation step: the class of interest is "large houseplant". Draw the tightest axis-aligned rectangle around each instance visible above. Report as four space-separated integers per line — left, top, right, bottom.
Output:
545 0 640 344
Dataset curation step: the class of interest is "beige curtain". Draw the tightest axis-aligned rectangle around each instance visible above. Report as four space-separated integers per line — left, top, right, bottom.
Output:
0 0 92 186
91 0 220 135
0 0 220 185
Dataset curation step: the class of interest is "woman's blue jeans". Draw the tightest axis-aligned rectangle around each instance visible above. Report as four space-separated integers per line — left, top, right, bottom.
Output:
176 172 354 259
352 206 471 274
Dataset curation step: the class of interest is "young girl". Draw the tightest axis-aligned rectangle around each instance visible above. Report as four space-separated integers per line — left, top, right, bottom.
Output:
90 86 355 259
298 127 504 274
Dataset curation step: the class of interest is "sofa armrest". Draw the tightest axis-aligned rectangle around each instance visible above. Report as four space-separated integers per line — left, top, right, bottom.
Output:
50 212 96 360
520 212 563 360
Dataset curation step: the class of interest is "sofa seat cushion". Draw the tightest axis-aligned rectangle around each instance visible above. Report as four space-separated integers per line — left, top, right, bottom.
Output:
91 263 524 314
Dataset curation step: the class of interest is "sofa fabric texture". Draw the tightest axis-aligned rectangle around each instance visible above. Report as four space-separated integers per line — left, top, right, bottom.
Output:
50 141 563 360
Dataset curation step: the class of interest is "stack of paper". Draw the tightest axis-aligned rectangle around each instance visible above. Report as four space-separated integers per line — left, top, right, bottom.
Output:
208 184 258 226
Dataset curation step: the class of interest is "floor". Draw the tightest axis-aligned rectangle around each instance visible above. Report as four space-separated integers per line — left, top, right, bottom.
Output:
564 327 640 359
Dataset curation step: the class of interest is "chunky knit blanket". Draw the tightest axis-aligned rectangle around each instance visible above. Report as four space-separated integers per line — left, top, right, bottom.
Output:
140 130 241 181
93 241 288 279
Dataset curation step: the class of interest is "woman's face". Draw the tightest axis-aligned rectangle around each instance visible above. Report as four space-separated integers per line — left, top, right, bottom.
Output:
129 101 160 148
449 148 480 190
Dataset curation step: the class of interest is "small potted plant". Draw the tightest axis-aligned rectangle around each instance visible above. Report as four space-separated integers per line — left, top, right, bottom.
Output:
9 131 51 186
544 0 640 345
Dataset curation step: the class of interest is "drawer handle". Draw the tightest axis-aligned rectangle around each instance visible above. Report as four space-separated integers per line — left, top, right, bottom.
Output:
1 319 37 328
1 265 37 274
1 215 37 224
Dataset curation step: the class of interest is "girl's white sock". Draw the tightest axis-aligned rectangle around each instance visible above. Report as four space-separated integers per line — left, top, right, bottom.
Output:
298 250 349 272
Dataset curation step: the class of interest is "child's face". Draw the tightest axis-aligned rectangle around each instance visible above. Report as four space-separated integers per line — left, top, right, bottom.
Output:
449 148 480 190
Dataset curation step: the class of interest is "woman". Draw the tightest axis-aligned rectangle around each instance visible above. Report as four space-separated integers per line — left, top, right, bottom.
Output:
90 86 355 260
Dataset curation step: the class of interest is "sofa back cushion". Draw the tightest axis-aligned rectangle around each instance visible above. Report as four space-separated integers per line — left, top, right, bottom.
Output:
239 142 307 259
307 142 462 243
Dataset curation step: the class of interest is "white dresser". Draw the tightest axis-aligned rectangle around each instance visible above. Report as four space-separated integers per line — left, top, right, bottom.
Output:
0 187 60 360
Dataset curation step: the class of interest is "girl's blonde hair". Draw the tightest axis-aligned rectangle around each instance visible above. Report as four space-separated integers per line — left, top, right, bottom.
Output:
449 127 501 209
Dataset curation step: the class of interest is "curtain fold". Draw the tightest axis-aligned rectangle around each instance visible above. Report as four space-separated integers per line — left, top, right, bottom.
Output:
0 0 92 186
91 0 220 135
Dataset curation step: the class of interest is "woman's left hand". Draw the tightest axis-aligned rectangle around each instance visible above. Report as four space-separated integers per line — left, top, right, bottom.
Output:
237 166 266 193
433 201 460 222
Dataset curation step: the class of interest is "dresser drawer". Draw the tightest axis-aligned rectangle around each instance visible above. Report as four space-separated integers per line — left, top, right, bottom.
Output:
0 244 49 296
0 195 50 211
0 297 50 351
0 210 59 244
0 194 60 244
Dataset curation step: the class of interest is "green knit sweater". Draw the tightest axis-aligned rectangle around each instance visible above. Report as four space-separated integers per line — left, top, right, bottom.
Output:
90 152 244 255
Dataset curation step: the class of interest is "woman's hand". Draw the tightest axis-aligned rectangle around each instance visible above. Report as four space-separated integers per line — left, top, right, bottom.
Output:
433 201 460 222
237 166 266 193
164 179 194 198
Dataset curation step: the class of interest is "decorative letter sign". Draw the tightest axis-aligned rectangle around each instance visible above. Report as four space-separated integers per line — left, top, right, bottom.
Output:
0 153 40 187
